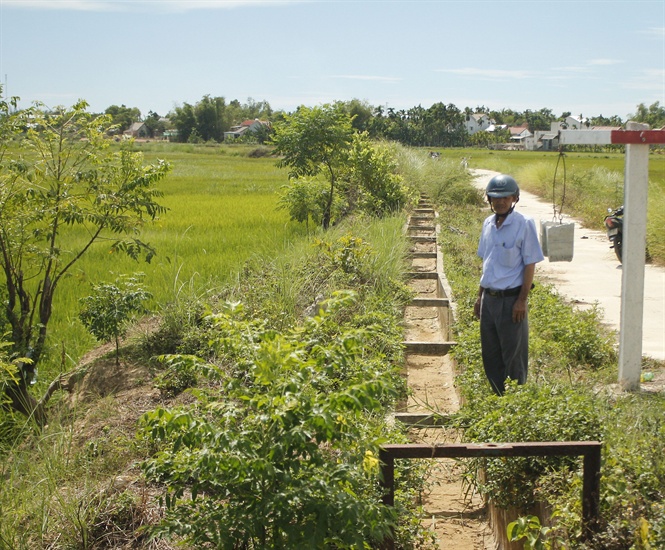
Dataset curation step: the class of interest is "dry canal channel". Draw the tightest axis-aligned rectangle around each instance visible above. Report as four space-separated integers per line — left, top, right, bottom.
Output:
392 196 496 549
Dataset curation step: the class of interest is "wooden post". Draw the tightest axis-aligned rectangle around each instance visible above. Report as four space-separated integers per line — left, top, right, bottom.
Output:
379 448 395 550
618 122 650 390
582 443 602 538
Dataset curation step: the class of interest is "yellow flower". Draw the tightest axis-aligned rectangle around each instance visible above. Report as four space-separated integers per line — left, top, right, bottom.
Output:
363 450 379 474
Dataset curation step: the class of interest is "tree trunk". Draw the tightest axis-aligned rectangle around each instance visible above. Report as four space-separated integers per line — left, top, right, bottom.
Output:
323 172 335 230
5 376 46 427
4 366 87 427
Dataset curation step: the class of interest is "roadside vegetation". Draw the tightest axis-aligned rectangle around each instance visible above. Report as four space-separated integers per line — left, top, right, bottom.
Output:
0 102 436 548
429 147 665 266
1 96 663 548
423 168 665 549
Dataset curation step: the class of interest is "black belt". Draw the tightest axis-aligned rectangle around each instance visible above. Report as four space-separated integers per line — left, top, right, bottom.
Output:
484 286 522 297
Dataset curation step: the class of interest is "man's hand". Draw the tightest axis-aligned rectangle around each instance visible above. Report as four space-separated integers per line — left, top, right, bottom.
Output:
512 297 527 323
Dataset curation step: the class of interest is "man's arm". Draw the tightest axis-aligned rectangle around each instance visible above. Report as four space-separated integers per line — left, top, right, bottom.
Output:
473 285 484 319
512 263 536 323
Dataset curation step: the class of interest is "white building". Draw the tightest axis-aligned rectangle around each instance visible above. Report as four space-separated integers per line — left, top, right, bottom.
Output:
563 115 589 130
224 119 271 140
464 113 493 135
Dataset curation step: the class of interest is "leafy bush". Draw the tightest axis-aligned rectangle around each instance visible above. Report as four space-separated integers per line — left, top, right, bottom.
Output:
544 393 665 549
458 382 605 510
152 354 200 397
139 293 407 548
278 175 339 228
79 273 152 365
345 136 418 216
507 515 562 549
529 284 618 372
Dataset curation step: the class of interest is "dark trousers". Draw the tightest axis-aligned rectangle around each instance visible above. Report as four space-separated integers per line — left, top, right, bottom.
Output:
480 292 529 395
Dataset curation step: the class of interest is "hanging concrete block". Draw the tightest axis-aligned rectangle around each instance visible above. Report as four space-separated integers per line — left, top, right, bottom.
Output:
539 220 555 257
545 222 575 262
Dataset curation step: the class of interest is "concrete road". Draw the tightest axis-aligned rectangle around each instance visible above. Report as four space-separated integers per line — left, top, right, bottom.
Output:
471 169 665 361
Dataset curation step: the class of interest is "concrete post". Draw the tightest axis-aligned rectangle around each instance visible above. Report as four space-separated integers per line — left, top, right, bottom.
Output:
618 122 650 390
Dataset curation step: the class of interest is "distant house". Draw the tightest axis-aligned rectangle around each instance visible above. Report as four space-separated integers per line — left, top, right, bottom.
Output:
538 132 560 151
123 122 149 139
163 129 179 141
486 123 508 133
564 115 589 130
464 113 493 135
508 124 532 145
526 121 622 151
224 119 271 141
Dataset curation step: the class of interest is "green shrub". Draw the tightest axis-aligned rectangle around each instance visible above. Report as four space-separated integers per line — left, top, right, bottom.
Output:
459 382 605 511
140 293 402 548
545 393 665 549
529 284 618 372
152 354 200 397
278 175 338 228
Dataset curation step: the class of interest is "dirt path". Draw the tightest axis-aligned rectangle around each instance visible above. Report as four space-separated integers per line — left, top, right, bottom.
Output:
403 201 496 549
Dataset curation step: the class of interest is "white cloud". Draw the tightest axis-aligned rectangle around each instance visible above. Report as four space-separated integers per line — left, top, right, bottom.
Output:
327 75 401 83
436 68 536 80
1 0 305 11
587 59 623 66
642 27 665 38
551 66 587 74
622 68 665 93
1 0 120 10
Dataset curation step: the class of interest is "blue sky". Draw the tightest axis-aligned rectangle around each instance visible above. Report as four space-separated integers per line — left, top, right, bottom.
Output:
1 0 663 121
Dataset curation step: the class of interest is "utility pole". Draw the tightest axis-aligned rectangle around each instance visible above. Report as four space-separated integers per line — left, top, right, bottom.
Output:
558 124 665 390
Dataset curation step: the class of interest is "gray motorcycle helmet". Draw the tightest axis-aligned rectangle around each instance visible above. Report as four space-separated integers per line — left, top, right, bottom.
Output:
486 174 520 199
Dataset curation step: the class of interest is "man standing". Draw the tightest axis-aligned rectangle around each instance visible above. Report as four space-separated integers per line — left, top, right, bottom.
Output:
473 174 544 395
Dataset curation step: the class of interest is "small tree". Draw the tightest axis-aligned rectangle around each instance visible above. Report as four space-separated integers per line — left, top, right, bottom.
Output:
277 176 333 230
0 98 170 421
272 103 355 229
79 274 152 366
346 134 412 215
104 104 142 133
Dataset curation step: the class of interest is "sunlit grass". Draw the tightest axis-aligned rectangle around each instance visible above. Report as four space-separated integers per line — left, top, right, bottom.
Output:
41 144 303 375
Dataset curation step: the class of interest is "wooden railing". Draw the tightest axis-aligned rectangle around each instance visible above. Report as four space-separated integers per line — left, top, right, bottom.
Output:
379 441 602 549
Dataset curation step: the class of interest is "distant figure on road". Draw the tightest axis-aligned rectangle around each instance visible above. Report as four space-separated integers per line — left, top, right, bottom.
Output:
473 174 544 395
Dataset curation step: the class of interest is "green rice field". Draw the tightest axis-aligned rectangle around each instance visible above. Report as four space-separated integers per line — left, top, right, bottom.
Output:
47 143 305 372
43 142 665 377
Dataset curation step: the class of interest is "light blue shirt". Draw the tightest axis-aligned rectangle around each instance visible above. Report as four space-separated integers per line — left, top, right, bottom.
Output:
477 210 544 290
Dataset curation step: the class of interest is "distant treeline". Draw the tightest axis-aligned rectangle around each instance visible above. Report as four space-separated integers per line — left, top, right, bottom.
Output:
103 97 665 147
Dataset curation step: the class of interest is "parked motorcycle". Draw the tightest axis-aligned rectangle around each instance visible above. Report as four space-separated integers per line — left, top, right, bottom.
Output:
604 206 624 262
